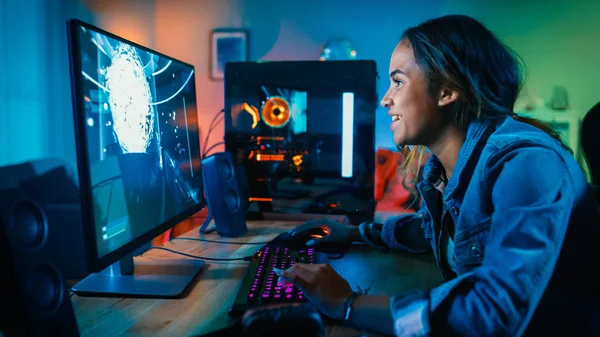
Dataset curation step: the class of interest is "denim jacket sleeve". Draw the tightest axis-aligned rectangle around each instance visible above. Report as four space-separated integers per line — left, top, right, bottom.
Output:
358 208 432 253
388 145 574 337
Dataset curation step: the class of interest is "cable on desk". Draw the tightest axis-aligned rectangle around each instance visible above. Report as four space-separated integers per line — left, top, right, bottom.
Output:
172 237 271 245
198 224 216 234
147 246 254 262
169 238 347 259
167 215 212 241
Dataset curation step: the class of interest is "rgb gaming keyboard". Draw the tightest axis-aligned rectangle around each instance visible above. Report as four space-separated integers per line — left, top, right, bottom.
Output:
229 235 327 315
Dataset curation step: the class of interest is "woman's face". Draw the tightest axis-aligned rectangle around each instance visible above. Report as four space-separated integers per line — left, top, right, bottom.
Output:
380 39 447 147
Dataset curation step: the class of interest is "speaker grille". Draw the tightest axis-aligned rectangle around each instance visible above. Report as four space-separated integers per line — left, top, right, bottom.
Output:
26 263 63 314
218 157 234 181
10 199 47 249
224 188 240 211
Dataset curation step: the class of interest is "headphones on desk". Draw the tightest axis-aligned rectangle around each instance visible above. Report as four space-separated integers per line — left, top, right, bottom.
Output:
198 303 325 337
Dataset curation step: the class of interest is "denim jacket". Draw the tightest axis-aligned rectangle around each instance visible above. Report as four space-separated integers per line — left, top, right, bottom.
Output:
361 115 600 336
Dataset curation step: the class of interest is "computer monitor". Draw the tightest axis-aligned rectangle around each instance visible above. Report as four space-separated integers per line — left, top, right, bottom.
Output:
66 19 206 298
224 61 378 224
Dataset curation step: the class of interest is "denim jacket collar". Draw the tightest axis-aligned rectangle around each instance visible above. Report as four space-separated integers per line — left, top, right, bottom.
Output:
419 117 500 202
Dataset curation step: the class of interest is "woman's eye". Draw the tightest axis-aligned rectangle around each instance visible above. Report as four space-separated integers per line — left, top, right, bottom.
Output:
393 79 403 87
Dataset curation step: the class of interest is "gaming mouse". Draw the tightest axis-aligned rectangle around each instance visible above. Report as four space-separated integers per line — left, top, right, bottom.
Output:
292 226 330 242
284 227 351 256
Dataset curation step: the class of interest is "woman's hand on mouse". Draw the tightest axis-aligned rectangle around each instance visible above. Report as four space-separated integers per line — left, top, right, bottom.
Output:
288 218 363 246
273 263 353 320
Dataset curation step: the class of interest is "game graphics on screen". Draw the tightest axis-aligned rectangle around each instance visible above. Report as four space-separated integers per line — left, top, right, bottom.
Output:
76 25 203 257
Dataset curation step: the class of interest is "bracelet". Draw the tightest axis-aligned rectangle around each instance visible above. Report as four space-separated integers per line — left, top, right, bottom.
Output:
343 291 361 324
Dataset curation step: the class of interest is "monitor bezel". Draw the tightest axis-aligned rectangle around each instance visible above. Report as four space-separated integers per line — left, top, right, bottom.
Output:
66 19 206 273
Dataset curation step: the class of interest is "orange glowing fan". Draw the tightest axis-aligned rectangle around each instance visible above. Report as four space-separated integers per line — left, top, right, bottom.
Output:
261 96 291 128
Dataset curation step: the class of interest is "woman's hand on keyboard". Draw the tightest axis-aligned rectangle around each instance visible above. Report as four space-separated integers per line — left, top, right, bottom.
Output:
288 218 361 246
273 263 353 320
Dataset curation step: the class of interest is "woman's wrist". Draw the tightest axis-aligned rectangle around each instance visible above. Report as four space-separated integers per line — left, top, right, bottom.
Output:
342 292 362 324
347 295 395 335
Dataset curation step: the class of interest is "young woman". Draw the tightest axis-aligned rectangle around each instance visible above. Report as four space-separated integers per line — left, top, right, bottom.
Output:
275 14 600 336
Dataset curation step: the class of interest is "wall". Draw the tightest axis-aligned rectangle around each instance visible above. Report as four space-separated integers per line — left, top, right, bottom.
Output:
84 0 157 49
441 0 600 117
0 0 94 168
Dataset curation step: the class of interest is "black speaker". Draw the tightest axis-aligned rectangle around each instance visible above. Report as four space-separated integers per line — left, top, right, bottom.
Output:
200 152 248 237
0 160 87 280
0 185 80 336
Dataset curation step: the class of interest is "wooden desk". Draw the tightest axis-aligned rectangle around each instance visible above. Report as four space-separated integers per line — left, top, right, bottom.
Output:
72 220 442 337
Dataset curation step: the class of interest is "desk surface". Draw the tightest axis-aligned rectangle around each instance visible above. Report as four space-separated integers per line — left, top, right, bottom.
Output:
72 219 442 337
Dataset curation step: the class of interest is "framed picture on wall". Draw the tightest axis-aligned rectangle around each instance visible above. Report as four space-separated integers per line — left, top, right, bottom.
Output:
211 29 249 80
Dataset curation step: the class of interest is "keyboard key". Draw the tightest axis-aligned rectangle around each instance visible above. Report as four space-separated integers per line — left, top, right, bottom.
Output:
245 244 319 305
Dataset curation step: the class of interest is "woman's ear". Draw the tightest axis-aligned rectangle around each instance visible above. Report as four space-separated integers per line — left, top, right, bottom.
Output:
438 88 460 107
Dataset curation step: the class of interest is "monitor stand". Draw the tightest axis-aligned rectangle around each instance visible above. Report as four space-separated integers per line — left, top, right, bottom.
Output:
71 252 205 298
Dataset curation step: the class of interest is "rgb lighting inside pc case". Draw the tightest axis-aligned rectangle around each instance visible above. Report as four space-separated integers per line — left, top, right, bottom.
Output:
224 61 377 224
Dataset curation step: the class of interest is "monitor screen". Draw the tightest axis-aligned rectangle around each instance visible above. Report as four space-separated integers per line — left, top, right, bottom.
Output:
68 20 204 267
224 61 377 224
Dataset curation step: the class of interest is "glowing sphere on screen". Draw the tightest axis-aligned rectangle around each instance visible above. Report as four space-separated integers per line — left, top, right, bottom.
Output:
105 46 154 153
319 39 357 61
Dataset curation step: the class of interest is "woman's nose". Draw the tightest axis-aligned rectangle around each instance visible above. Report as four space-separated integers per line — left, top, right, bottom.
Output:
380 96 392 108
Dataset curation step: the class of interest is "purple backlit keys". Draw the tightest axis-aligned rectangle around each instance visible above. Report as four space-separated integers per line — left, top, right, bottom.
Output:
246 244 318 305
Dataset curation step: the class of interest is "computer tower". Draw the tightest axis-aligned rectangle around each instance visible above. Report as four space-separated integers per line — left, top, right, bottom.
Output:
224 60 378 224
